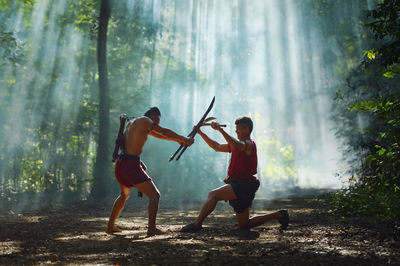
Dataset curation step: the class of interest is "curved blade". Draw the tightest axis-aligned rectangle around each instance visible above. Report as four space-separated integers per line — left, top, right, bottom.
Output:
170 96 216 161
185 97 215 138
176 97 215 160
201 123 226 127
204 117 217 123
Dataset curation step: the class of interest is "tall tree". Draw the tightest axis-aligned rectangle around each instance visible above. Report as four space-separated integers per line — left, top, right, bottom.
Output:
91 0 111 199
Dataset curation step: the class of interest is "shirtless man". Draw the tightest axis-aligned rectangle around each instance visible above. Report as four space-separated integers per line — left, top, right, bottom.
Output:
181 116 289 232
106 107 194 236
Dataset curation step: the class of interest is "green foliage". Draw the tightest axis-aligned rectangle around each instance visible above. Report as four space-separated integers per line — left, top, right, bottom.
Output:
0 0 101 201
0 0 204 204
67 0 99 39
3 0 396 211
350 93 400 193
0 0 29 10
0 30 25 65
319 186 400 225
323 0 400 228
259 137 298 187
363 48 377 60
364 0 400 71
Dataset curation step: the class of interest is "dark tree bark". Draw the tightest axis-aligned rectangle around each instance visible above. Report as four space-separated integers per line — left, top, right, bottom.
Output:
91 0 111 199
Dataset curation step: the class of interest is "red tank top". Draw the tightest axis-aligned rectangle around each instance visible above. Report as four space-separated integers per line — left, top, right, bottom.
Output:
227 139 258 180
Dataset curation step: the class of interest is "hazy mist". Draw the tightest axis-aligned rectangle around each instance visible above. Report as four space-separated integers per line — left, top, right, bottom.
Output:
0 0 376 209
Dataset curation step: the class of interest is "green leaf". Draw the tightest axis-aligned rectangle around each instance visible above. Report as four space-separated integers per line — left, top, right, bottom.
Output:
377 148 386 156
383 71 394 78
363 49 376 60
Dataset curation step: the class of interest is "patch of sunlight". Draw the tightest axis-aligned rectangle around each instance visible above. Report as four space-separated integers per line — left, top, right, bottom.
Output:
55 235 86 241
163 211 190 216
131 232 176 242
0 241 21 255
181 210 203 216
22 215 46 223
210 213 236 218
335 247 365 257
1 214 47 223
55 231 113 242
332 241 394 258
290 208 314 215
65 253 114 262
168 238 207 245
295 225 395 259
80 217 108 222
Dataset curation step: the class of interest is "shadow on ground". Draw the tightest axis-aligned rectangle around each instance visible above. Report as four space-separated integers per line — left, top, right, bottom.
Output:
1 197 399 265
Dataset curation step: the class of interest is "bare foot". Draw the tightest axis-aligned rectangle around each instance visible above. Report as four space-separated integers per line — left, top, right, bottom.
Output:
147 228 167 237
106 226 122 234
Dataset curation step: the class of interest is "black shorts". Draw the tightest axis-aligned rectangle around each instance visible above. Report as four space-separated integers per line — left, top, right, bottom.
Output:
229 179 260 214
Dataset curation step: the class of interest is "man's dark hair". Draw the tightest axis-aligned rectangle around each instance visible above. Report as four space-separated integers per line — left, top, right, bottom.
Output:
235 116 253 133
144 107 161 117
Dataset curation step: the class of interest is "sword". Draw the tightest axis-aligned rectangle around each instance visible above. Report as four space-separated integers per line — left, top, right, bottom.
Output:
169 96 216 161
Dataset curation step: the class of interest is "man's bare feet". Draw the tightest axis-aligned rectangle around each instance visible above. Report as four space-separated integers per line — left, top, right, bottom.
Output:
106 226 122 234
147 228 167 237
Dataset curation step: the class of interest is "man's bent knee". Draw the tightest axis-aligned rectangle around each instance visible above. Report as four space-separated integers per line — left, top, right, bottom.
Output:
208 190 220 201
120 192 131 201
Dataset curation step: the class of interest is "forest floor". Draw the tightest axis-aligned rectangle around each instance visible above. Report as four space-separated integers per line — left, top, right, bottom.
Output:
1 196 399 265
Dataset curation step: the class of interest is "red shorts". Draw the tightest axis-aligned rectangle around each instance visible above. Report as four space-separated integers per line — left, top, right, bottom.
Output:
115 158 152 187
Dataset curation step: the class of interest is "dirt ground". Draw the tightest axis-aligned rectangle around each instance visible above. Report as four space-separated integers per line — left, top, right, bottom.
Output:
1 197 399 265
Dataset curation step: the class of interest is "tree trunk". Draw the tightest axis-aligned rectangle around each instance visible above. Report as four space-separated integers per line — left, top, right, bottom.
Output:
91 0 111 199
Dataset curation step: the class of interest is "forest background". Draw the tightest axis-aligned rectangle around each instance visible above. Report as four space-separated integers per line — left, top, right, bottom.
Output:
0 0 399 231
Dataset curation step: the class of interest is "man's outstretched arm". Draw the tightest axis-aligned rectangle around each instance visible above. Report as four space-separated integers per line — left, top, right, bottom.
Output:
149 130 170 140
197 128 230 153
150 123 194 146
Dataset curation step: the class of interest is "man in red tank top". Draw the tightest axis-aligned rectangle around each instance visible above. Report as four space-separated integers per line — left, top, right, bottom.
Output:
181 116 289 232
